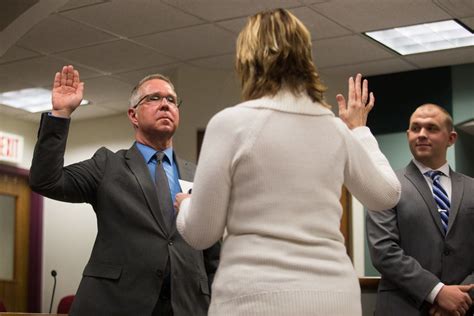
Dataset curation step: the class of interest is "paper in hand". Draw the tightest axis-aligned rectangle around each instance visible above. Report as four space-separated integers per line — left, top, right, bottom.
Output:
179 179 193 194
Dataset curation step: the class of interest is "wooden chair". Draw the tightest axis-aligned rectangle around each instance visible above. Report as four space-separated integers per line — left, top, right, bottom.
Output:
0 299 7 312
57 295 75 314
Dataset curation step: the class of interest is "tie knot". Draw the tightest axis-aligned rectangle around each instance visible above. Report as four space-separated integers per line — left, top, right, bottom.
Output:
156 151 165 163
425 170 443 181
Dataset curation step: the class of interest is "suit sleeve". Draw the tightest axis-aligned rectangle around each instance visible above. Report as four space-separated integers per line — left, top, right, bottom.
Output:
203 241 221 289
29 113 106 204
366 206 441 307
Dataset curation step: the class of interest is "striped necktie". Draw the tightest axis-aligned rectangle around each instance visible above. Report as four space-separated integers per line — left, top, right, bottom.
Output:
425 170 450 235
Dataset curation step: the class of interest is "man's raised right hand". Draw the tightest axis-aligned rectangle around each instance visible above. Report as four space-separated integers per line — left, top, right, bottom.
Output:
51 65 84 118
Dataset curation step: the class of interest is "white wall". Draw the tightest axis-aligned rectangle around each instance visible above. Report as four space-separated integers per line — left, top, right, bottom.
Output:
173 65 241 162
0 115 37 169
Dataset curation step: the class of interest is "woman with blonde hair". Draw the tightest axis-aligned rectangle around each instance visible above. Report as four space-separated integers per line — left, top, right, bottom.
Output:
175 8 400 316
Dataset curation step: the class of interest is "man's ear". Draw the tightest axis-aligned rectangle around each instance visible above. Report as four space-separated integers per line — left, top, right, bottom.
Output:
448 130 458 147
127 108 138 126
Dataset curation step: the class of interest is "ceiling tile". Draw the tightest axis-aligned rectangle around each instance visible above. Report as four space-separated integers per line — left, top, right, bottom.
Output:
57 0 107 12
0 56 102 87
434 0 474 18
216 17 248 34
162 0 302 21
17 14 116 54
298 0 330 4
313 35 394 68
216 7 351 40
134 24 236 60
0 46 39 65
290 7 351 39
311 0 451 32
189 54 235 70
55 40 176 73
0 74 34 93
320 58 417 79
113 65 180 86
404 46 474 69
461 16 474 29
62 0 203 37
81 76 133 104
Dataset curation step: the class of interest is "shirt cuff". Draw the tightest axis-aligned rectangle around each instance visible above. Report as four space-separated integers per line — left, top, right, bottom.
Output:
48 112 70 119
427 282 444 304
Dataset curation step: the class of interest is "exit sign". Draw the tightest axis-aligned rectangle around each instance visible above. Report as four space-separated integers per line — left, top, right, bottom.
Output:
0 131 24 164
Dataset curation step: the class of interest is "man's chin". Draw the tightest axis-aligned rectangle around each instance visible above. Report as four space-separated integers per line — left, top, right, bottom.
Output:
156 126 176 135
413 152 433 162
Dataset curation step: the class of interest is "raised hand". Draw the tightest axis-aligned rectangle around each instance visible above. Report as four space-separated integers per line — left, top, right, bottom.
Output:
336 73 375 129
51 65 84 118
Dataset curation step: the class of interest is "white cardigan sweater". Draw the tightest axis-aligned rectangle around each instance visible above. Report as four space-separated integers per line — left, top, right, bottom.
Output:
177 91 401 316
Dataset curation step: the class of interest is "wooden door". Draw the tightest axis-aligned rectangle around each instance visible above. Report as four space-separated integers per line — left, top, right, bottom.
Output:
340 187 352 259
0 173 30 312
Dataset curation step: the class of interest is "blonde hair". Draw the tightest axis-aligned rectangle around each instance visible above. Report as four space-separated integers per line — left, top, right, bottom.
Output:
236 8 328 107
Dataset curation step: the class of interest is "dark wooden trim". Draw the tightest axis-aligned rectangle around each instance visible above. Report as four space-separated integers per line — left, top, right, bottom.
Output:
0 163 29 178
359 277 380 290
28 192 43 312
0 163 43 312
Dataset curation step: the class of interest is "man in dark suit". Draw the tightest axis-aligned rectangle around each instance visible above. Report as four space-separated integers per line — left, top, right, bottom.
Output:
366 103 474 316
30 65 220 316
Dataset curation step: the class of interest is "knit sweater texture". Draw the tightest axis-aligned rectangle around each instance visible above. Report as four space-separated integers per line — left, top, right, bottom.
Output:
177 90 401 316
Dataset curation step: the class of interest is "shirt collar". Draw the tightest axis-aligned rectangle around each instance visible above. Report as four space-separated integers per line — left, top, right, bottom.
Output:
136 142 174 164
412 159 450 178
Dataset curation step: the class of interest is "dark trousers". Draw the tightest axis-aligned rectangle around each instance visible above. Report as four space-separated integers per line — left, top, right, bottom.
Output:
152 295 172 316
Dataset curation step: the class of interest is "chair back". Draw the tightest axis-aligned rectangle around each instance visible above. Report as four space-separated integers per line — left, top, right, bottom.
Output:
0 300 7 312
57 295 75 314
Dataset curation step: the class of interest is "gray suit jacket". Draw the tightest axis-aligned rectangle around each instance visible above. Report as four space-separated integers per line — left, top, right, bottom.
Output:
366 161 474 316
30 113 220 316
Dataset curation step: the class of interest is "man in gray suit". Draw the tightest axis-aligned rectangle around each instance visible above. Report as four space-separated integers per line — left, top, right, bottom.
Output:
366 103 474 316
30 65 220 315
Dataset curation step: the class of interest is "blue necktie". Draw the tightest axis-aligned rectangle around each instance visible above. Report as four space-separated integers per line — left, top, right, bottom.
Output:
425 170 450 235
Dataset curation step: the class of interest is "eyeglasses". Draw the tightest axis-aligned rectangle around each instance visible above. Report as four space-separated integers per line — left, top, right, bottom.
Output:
133 92 182 109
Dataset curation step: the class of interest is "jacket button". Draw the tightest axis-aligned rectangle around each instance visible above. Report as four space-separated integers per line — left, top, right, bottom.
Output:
443 249 451 256
168 240 174 246
156 270 163 278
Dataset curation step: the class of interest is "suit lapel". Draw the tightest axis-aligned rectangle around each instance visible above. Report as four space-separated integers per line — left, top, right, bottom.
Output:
447 169 464 235
404 162 445 236
125 144 168 235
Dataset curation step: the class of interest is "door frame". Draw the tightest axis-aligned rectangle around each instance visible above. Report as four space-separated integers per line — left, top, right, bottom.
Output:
0 163 43 312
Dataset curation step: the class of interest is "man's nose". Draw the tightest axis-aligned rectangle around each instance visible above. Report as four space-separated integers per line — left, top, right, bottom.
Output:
418 128 428 137
158 102 170 111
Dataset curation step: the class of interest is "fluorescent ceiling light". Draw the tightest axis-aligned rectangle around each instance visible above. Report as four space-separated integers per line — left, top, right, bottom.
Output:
365 20 474 55
0 88 90 113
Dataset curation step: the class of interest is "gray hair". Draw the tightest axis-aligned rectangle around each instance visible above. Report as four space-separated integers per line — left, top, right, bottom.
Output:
129 73 176 108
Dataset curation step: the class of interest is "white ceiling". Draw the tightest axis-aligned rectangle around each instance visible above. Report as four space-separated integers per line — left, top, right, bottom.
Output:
1 0 474 122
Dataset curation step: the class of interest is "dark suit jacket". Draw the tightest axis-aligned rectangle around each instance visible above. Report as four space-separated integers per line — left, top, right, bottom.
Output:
30 113 220 316
366 161 474 316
